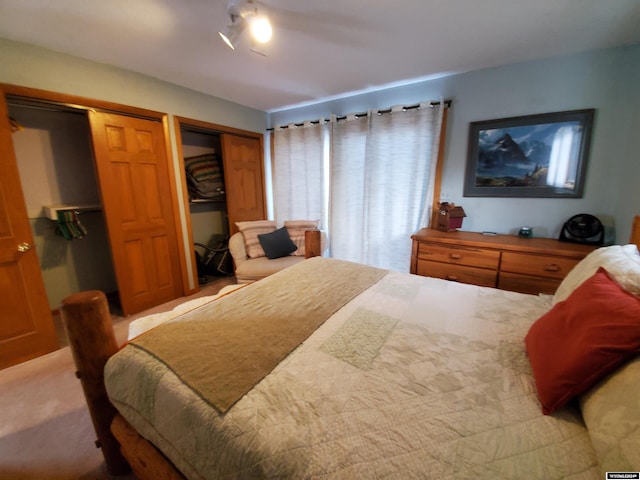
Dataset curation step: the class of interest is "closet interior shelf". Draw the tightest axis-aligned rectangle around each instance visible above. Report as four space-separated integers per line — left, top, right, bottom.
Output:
44 203 102 220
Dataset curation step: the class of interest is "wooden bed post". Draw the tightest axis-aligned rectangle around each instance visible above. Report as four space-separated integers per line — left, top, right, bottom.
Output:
631 215 640 249
60 290 131 476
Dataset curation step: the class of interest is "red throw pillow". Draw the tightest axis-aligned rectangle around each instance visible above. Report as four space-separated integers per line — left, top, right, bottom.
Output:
525 267 640 415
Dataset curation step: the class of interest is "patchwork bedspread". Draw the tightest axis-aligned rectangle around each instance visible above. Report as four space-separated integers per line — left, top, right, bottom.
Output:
105 260 599 479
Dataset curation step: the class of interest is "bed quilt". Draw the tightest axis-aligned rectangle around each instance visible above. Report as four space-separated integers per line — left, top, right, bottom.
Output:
105 259 599 479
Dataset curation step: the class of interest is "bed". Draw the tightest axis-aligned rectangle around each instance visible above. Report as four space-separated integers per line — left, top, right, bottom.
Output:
61 229 640 480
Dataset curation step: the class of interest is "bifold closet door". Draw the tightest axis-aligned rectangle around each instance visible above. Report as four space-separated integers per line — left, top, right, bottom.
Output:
0 98 58 369
89 112 182 315
221 133 266 234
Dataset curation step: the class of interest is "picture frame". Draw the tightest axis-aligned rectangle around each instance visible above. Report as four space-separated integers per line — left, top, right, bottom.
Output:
463 109 595 198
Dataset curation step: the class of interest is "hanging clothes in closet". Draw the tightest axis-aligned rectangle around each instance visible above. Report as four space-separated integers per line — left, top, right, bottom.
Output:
55 210 88 240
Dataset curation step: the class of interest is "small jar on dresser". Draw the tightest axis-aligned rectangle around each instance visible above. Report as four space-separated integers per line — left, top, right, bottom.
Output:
410 228 596 295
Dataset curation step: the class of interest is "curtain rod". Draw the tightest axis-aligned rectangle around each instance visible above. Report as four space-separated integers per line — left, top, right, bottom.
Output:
267 99 451 131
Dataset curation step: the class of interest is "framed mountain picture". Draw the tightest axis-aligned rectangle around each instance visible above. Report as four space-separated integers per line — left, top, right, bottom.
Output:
463 109 595 198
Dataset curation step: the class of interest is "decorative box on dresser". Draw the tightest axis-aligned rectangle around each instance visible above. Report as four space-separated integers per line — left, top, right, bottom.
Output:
410 229 596 295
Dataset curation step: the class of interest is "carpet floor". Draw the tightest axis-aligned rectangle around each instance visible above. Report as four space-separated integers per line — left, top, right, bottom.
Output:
0 276 236 480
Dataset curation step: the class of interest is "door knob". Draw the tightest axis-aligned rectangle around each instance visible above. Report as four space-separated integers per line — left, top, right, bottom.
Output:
17 242 31 253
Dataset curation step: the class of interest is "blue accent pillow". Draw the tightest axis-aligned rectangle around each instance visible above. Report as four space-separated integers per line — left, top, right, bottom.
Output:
258 226 297 259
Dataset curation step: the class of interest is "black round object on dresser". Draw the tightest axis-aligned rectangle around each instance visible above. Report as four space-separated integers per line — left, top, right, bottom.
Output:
559 213 604 246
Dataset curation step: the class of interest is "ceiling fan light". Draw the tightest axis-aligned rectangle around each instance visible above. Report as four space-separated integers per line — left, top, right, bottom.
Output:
249 15 272 44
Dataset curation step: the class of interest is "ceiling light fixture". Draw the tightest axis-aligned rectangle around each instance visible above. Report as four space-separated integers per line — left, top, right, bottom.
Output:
249 15 272 44
218 0 272 54
219 24 242 50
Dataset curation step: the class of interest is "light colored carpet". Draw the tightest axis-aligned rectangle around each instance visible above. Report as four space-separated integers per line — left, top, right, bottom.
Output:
0 277 235 480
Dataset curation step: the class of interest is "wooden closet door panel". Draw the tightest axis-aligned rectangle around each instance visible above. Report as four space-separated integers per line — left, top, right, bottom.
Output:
221 134 266 234
0 97 57 369
89 112 182 315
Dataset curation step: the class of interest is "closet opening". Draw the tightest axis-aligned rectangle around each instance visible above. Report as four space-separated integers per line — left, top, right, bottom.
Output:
179 125 233 284
2 84 193 367
7 99 120 343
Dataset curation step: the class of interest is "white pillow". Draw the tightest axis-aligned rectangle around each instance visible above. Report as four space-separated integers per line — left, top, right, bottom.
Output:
235 220 276 258
284 220 319 256
553 244 640 305
579 357 640 475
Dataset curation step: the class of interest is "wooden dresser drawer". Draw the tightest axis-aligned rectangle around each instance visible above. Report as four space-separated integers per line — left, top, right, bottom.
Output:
498 272 562 295
416 259 497 287
500 252 580 280
417 243 500 269
410 229 594 295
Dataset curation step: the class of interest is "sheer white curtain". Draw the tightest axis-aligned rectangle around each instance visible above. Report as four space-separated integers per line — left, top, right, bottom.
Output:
272 121 327 226
329 114 369 263
330 104 444 272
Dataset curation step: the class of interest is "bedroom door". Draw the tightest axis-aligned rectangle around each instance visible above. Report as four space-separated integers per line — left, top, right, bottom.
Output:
88 112 183 315
221 134 266 234
0 99 58 369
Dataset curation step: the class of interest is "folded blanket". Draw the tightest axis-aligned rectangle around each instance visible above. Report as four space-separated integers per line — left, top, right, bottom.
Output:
130 258 387 412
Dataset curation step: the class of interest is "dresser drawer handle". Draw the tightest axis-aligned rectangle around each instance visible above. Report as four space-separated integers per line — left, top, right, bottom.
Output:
445 275 459 281
449 253 462 260
543 264 561 273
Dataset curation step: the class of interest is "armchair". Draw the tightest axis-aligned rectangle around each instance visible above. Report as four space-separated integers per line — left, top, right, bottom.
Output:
229 226 322 283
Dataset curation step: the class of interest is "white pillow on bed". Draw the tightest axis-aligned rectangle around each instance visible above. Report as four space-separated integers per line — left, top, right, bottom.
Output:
552 244 640 305
579 356 640 475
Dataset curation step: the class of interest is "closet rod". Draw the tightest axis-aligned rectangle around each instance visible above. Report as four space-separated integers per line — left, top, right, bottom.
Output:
7 97 87 115
180 124 223 136
267 99 452 131
6 95 161 122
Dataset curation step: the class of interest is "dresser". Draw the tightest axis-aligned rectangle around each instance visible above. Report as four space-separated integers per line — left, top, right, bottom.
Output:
410 229 596 295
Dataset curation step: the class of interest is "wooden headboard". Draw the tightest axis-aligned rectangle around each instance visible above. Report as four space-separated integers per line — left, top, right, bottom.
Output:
631 215 640 249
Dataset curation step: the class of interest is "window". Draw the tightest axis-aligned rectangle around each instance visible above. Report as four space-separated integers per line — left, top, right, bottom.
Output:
272 103 445 272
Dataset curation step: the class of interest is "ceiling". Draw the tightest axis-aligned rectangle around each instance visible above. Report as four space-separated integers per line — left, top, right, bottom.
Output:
1 0 639 113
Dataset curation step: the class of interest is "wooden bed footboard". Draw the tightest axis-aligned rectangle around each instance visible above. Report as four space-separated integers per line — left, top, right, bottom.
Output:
111 413 186 480
61 290 185 479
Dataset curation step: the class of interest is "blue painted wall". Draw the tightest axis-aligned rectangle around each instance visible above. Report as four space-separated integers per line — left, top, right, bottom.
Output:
2 39 638 243
269 45 640 243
